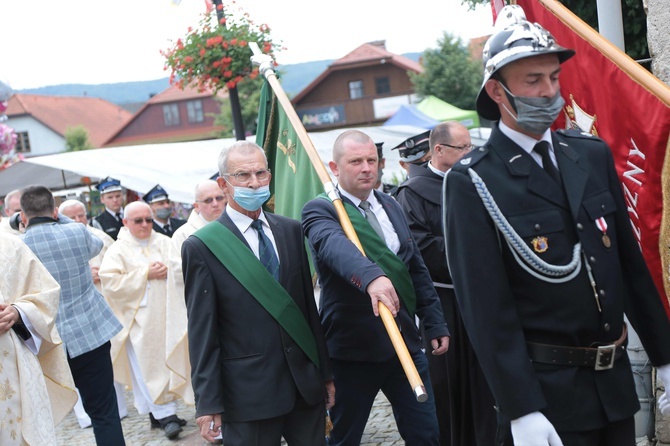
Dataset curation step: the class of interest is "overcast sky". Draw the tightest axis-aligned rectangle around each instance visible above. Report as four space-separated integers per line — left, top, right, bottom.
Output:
2 0 495 90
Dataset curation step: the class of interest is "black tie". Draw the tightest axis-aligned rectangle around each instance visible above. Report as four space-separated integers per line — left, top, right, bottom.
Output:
251 219 280 281
359 200 385 241
164 223 171 235
115 212 122 222
534 141 561 185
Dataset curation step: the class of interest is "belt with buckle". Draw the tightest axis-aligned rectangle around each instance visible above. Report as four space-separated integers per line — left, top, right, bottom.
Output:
526 324 627 371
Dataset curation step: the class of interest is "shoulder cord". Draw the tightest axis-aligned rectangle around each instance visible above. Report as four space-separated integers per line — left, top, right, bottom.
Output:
468 168 582 283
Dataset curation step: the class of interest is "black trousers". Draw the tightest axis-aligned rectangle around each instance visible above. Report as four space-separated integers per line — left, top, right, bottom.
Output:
423 287 498 446
498 416 635 446
68 341 125 446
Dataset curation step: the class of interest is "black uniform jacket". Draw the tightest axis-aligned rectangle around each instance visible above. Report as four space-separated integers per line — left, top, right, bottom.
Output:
396 162 451 284
92 211 123 240
181 212 332 422
443 124 670 431
153 217 186 237
301 190 449 363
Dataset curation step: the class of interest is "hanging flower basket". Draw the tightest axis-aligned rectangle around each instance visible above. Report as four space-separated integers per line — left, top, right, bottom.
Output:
161 1 282 93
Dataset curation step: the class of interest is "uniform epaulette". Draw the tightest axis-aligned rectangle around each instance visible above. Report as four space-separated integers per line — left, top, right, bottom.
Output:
452 146 489 172
556 128 604 143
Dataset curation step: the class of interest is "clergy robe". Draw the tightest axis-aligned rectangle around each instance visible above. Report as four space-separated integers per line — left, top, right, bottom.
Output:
99 227 176 405
165 210 208 406
0 233 76 445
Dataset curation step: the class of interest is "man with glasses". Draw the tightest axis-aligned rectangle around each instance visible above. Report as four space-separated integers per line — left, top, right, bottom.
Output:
100 201 187 440
165 179 227 416
396 121 497 446
182 140 334 445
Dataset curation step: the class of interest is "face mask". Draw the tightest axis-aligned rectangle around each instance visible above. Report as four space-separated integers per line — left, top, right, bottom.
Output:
233 185 271 211
155 208 171 220
500 82 565 135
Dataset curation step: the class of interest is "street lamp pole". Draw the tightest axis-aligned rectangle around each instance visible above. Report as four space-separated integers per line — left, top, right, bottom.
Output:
212 0 246 140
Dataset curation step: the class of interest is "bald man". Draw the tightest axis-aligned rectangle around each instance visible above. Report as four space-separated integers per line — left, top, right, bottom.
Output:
165 180 227 406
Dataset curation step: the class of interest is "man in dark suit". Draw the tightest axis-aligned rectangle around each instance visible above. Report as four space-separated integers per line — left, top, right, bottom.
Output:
302 129 450 446
182 140 334 445
443 6 670 445
143 184 186 237
396 121 497 446
91 176 124 240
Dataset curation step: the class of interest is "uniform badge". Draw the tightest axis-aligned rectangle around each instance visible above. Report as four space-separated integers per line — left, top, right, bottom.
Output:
460 158 471 165
531 236 548 253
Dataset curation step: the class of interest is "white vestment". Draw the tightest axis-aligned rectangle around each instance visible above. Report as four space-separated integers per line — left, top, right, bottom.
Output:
0 233 76 445
165 210 207 406
99 228 177 405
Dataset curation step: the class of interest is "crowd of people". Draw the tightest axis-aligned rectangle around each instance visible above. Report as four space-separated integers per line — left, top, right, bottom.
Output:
3 5 670 446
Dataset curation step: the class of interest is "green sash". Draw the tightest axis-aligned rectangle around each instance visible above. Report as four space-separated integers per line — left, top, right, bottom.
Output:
193 222 319 368
319 194 417 316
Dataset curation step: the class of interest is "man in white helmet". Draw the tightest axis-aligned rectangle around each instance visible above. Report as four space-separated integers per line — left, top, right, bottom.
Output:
443 5 670 445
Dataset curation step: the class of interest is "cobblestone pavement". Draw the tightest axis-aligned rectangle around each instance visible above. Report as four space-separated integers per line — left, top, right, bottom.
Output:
56 389 402 445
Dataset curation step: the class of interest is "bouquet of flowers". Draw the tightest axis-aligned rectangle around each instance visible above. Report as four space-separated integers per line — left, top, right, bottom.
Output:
0 123 21 171
161 1 282 93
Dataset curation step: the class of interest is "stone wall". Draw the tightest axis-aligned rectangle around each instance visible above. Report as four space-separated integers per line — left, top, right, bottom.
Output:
645 0 670 85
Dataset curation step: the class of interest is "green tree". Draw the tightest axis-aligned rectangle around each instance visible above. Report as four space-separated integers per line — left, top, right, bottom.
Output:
460 0 649 63
409 32 483 110
65 125 94 152
214 75 265 138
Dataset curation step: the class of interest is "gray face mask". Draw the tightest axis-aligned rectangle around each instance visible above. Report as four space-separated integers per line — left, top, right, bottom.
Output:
155 207 172 220
500 82 565 135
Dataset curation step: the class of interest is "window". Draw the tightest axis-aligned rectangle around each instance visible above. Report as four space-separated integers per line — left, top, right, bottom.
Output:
163 104 180 126
15 131 30 153
349 80 364 99
186 100 204 123
375 77 390 94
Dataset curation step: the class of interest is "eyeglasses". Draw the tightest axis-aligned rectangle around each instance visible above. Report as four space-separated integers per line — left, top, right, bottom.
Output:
131 217 154 225
197 195 226 205
439 143 475 152
223 169 271 184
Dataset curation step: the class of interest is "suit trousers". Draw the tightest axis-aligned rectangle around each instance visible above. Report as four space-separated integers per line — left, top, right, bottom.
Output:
222 393 326 446
328 350 440 446
68 341 125 446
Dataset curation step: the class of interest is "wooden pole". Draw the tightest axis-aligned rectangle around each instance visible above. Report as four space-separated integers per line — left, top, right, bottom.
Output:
250 43 427 402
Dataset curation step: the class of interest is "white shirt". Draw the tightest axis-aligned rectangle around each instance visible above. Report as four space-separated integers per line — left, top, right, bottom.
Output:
499 121 558 170
337 187 401 254
226 206 280 263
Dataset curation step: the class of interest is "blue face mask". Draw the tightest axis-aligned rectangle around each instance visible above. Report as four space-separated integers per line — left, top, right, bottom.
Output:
233 185 271 211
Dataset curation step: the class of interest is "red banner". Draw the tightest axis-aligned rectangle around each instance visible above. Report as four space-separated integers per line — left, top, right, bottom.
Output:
516 0 670 314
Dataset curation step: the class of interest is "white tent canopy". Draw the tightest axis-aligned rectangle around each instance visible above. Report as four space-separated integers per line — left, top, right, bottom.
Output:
0 125 426 203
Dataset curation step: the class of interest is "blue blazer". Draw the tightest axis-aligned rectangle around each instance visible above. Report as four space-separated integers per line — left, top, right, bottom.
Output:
302 190 449 363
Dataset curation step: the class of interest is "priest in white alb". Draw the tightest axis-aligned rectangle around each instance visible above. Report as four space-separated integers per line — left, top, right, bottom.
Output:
165 179 226 406
99 201 187 440
0 232 76 446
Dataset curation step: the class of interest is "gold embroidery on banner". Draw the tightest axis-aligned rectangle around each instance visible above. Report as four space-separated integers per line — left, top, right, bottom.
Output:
278 129 297 174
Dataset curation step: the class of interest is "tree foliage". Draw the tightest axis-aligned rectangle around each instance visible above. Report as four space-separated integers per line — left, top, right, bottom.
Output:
409 32 483 110
65 125 94 152
460 0 649 62
214 75 264 138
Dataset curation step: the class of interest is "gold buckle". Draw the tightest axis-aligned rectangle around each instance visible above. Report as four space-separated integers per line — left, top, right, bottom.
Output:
594 344 616 370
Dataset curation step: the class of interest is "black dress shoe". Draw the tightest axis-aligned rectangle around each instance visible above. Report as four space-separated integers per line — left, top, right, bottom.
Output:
163 421 183 440
150 413 187 428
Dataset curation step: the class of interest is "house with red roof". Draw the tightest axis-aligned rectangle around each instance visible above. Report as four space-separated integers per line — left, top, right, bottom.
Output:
291 40 424 131
103 84 227 147
4 94 131 157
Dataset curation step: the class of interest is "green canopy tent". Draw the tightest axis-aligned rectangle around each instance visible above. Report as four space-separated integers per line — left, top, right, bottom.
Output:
415 96 480 129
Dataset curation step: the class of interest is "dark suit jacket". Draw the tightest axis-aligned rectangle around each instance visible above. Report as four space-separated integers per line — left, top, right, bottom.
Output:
444 124 670 431
301 190 449 363
153 217 186 238
181 212 332 422
91 211 123 240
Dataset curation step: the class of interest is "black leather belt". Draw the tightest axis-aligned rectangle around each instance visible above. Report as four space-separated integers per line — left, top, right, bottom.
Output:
526 324 627 371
